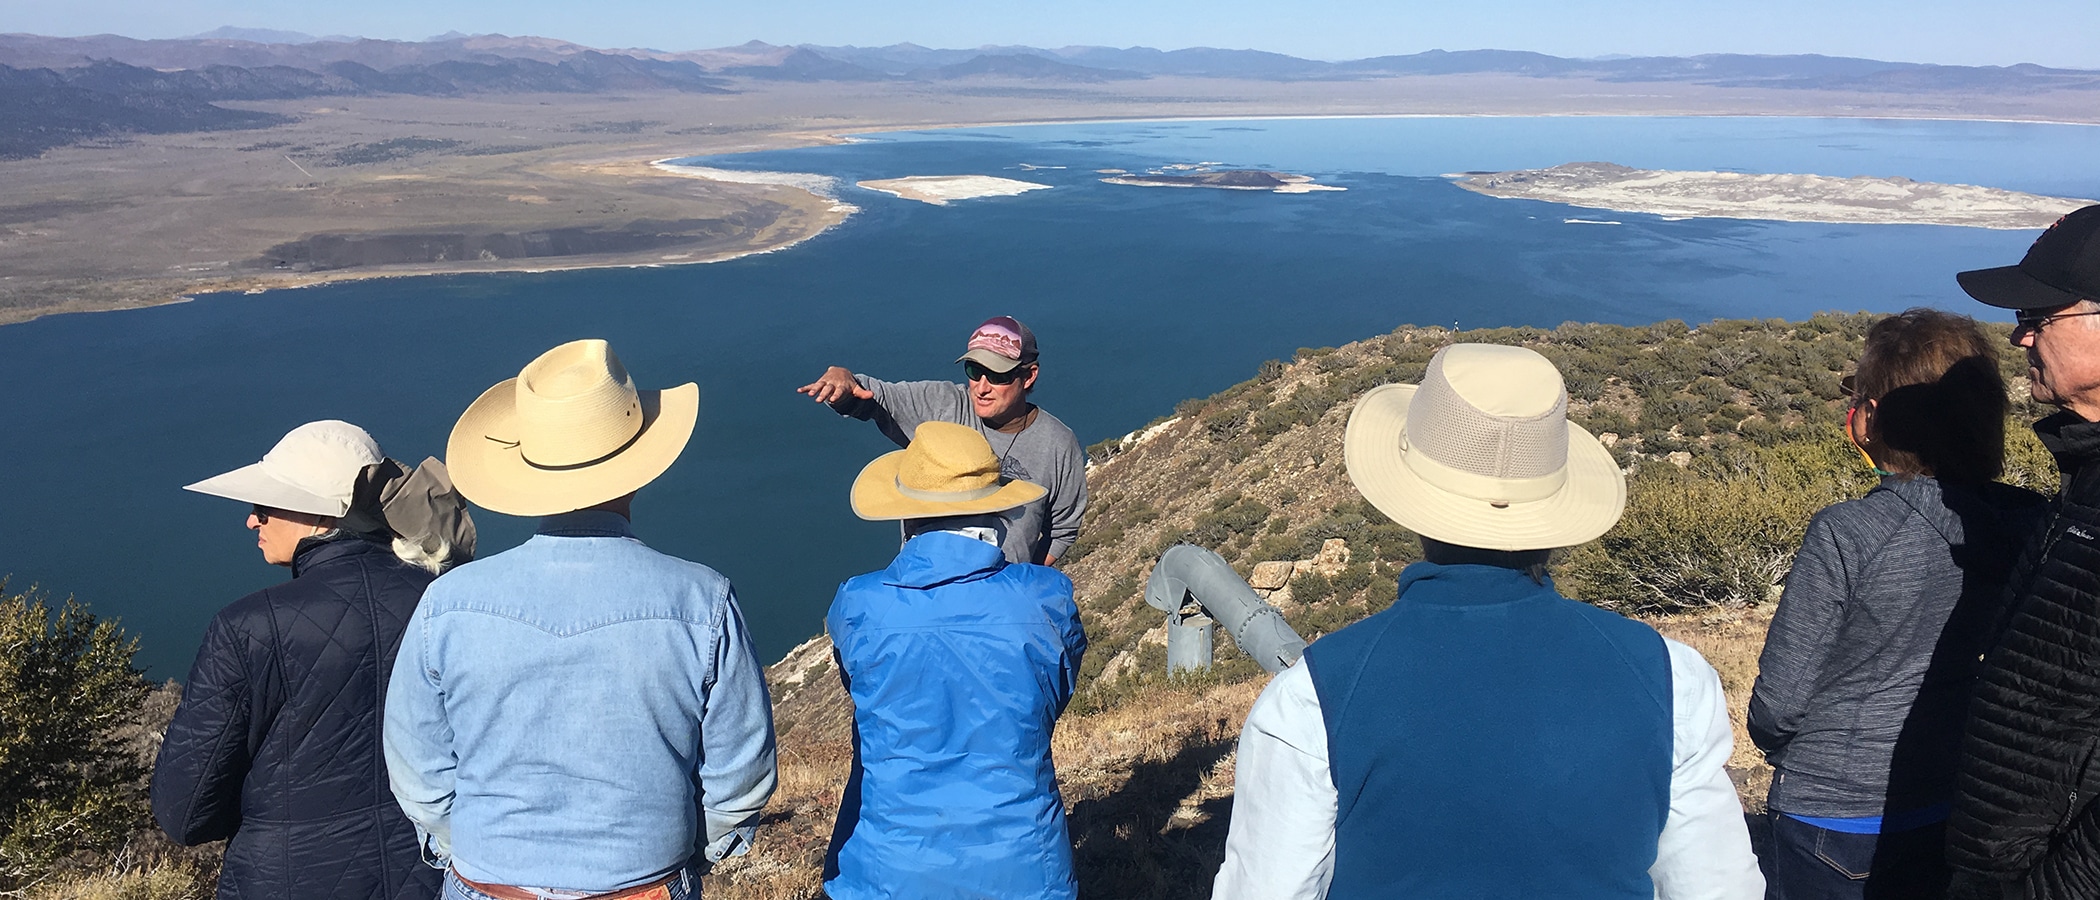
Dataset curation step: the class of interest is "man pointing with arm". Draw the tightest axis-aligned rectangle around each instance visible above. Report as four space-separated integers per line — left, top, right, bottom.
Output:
799 315 1087 566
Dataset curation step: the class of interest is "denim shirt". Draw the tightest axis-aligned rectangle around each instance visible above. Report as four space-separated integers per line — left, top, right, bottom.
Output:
383 510 778 893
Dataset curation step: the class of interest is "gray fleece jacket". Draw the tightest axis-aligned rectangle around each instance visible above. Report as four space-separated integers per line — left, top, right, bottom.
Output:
1749 475 2045 819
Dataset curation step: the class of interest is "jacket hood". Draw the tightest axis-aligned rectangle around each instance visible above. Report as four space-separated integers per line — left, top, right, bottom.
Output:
290 533 388 578
882 531 1007 590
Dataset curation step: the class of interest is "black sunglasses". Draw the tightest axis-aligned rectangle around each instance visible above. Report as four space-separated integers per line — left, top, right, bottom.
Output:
963 361 1031 385
251 504 276 523
2015 307 2100 332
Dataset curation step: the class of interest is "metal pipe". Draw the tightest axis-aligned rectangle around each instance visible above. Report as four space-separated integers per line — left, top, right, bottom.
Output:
1166 612 1214 675
1145 543 1307 674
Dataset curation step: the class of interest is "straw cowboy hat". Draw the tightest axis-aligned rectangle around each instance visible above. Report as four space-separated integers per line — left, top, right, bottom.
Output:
447 339 699 517
1343 343 1625 551
852 421 1047 521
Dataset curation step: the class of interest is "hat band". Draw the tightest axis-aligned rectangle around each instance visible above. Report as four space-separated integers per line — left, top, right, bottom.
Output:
1400 431 1568 504
895 478 1003 503
516 423 646 472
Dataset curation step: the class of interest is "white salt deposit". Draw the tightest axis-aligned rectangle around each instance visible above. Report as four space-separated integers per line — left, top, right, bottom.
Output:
856 175 1051 205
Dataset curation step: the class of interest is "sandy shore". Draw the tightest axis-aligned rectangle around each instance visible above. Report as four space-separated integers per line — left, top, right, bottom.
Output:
9 74 2100 327
856 174 1051 205
1455 162 2095 228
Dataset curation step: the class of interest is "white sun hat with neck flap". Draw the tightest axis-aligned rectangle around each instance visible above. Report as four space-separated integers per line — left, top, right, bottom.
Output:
1343 343 1625 551
184 420 384 517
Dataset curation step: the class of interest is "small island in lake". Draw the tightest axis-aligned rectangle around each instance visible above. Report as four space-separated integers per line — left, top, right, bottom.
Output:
1102 168 1345 193
856 175 1050 205
1453 162 2091 229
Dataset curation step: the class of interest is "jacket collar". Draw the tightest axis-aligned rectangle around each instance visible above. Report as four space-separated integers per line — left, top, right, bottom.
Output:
2037 411 2100 467
1394 560 1556 607
535 509 637 539
1871 475 1966 547
290 535 385 578
882 531 1007 590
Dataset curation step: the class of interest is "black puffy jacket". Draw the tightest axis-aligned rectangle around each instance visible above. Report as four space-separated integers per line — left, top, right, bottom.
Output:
151 537 443 900
1950 413 2100 899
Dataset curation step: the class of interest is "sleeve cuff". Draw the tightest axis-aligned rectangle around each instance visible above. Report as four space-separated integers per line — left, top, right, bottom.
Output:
702 824 757 863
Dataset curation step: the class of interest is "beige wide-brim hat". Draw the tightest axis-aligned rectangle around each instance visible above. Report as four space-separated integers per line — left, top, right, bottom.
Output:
1343 343 1625 551
851 421 1047 521
447 339 698 517
184 420 384 517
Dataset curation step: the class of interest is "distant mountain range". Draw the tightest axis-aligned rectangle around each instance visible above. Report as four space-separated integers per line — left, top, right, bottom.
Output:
3 30 2097 159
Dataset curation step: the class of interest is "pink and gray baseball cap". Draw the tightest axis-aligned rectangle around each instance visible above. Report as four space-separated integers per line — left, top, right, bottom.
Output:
956 316 1039 373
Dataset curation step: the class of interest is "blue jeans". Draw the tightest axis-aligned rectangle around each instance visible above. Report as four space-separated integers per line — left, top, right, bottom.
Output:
1766 813 1949 900
441 869 692 900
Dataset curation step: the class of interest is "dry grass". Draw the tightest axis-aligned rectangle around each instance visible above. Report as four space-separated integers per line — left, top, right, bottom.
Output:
24 861 214 900
1650 604 1778 813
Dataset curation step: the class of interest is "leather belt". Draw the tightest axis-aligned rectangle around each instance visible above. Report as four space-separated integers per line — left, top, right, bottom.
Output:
452 870 679 900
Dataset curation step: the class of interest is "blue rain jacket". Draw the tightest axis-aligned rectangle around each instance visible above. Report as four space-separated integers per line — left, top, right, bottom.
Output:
823 531 1087 900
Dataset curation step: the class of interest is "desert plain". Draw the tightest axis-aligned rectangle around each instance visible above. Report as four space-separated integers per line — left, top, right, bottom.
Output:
5 72 2100 326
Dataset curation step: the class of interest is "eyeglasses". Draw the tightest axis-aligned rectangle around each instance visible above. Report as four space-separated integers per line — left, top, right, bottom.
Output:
251 505 277 523
2015 307 2100 333
963 361 1031 385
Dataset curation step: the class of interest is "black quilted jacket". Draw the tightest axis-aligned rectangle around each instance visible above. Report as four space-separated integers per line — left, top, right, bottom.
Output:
151 537 443 900
1950 412 2100 900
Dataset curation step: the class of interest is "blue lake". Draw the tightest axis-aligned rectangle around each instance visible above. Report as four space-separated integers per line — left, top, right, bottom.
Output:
3 115 2096 678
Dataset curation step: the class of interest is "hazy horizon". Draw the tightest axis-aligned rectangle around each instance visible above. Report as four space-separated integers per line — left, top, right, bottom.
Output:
9 0 2098 70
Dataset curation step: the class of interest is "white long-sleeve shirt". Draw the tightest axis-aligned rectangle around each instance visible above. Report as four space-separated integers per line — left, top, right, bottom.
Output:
1213 637 1764 900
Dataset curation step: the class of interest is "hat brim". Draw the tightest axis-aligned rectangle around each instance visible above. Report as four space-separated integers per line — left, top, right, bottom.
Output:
1958 264 2086 311
955 348 1031 373
184 462 347 517
446 379 699 517
850 449 1047 521
1343 383 1626 551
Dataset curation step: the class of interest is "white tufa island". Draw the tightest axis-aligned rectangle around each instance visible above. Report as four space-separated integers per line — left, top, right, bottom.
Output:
1453 162 2092 229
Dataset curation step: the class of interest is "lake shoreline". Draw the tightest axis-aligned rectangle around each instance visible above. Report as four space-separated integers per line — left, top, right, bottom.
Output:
9 109 2100 329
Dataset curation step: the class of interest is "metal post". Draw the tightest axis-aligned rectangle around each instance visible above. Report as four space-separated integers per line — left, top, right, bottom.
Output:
1166 611 1214 674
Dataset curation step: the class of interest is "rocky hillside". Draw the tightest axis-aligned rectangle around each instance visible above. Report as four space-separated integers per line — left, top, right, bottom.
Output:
693 312 2055 900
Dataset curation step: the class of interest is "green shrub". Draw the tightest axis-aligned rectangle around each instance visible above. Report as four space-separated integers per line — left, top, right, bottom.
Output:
1559 439 1873 612
0 584 151 890
1188 498 1272 550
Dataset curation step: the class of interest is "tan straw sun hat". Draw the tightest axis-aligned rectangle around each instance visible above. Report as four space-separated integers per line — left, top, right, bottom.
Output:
1343 343 1625 551
851 421 1047 521
446 339 698 517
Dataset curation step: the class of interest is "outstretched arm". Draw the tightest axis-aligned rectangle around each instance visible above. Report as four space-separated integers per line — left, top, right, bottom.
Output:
796 366 874 406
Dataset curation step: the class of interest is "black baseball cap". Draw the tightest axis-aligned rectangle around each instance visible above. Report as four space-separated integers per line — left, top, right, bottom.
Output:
1958 204 2100 310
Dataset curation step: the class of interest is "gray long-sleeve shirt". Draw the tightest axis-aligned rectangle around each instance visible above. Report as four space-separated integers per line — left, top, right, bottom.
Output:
835 376 1087 564
1749 475 2044 818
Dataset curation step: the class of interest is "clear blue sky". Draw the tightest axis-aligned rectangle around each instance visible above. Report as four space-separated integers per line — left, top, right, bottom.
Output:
10 0 2099 69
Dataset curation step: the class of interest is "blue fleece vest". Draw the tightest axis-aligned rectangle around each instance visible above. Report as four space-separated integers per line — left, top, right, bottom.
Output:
1304 562 1673 899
